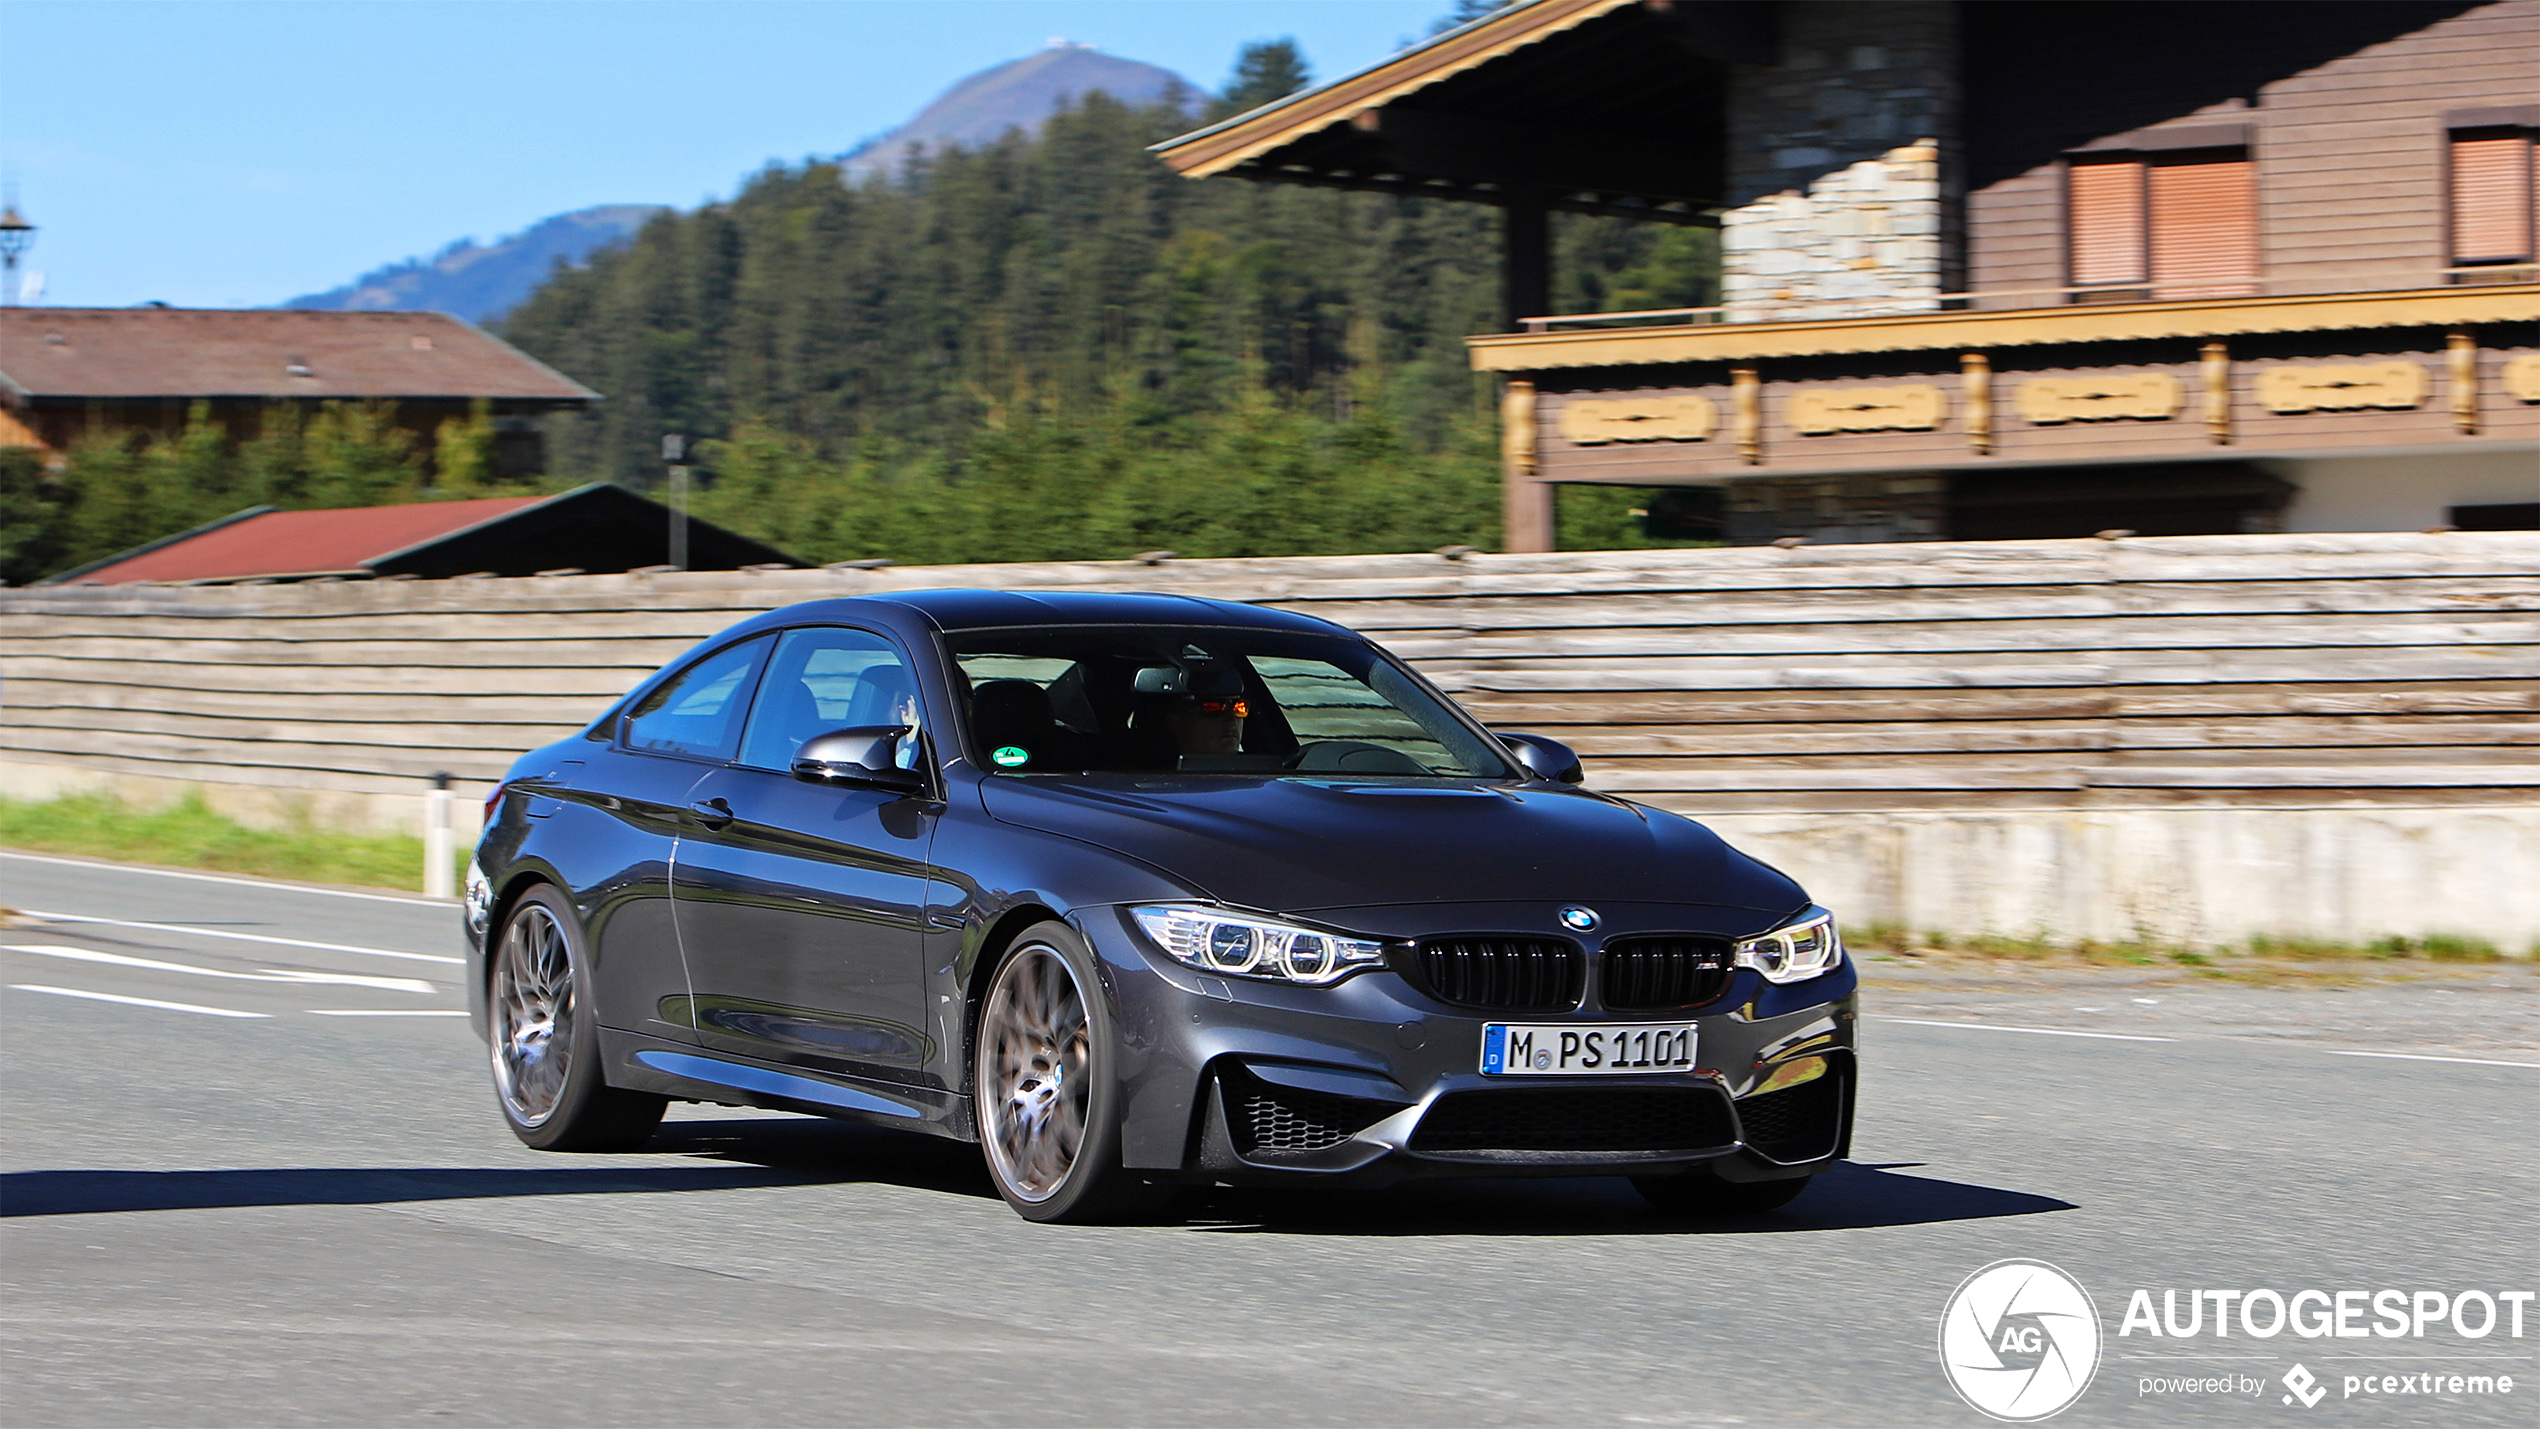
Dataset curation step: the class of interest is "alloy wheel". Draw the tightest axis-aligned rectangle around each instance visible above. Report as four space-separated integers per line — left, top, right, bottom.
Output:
490 902 574 1128
977 945 1092 1203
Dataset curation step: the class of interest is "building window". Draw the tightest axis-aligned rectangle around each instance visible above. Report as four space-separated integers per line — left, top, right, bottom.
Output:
2067 149 2257 302
2449 127 2536 268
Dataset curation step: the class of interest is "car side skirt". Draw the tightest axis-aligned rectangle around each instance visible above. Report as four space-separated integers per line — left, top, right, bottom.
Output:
599 1028 978 1141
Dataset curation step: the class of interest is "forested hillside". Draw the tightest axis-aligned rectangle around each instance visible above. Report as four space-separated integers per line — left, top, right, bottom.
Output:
3 36 1718 585
499 42 1717 565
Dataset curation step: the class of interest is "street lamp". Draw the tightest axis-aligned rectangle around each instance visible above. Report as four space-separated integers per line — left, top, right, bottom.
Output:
0 204 34 307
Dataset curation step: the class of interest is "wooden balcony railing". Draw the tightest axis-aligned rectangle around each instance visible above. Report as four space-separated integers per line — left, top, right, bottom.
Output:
1517 265 2540 333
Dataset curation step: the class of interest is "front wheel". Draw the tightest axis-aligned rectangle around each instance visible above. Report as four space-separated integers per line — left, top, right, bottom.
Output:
488 885 665 1152
1632 1168 1812 1217
972 923 1166 1223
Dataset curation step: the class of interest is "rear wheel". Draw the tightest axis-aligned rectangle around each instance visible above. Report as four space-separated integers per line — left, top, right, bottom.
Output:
973 923 1166 1223
488 886 665 1152
1632 1168 1812 1217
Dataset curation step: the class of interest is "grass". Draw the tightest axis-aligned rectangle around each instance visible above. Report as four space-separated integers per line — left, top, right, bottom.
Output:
0 791 439 892
1865 925 2516 966
2246 932 2507 963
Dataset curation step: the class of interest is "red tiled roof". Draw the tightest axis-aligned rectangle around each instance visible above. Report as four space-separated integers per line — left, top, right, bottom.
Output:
71 497 548 584
0 308 597 402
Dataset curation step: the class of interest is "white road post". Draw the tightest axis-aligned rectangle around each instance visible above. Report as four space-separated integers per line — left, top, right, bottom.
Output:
664 433 690 571
424 771 455 900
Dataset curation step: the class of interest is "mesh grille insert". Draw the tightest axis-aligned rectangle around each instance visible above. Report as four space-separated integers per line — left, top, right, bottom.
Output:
1227 1072 1388 1157
1405 937 1584 1012
1736 1072 1844 1162
1410 1088 1735 1153
1600 935 1734 1011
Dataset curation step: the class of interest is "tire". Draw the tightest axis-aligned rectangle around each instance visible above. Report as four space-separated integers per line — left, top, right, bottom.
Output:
972 922 1167 1223
1632 1167 1812 1217
487 885 665 1152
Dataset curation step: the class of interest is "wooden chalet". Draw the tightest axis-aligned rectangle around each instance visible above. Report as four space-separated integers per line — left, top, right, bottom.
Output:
1156 0 2540 549
0 307 597 480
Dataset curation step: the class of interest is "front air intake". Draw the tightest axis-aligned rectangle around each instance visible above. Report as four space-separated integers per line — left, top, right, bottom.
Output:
1401 937 1584 1013
1599 935 1735 1011
1411 1088 1737 1153
1735 1071 1847 1163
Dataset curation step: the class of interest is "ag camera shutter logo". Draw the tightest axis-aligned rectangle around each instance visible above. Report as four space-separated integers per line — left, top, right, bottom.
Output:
1939 1259 2104 1421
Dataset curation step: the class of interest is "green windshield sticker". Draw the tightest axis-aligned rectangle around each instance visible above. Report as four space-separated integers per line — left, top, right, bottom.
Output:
992 746 1029 768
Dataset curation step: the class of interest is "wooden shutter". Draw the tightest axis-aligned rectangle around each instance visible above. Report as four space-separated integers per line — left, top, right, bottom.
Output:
2067 160 2147 290
2149 152 2257 299
2450 132 2533 263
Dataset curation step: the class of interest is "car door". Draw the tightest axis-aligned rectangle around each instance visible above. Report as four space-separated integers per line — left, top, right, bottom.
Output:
671 625 939 1082
571 632 774 1039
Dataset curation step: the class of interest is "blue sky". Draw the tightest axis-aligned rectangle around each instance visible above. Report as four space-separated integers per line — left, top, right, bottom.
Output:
0 1 1450 309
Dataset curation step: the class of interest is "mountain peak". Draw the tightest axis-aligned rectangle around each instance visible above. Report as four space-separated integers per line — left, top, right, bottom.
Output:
843 47 1191 177
283 205 663 322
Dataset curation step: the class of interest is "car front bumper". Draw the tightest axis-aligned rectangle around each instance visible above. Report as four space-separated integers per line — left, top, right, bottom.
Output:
1085 905 1860 1188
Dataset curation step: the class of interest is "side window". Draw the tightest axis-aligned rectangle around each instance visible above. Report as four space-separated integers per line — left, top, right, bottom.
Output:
621 635 772 762
736 627 921 772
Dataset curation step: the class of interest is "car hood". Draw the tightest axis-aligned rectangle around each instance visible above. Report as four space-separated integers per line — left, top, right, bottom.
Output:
978 776 1804 917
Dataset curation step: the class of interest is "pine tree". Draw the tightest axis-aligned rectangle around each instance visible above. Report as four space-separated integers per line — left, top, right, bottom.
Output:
1210 40 1311 121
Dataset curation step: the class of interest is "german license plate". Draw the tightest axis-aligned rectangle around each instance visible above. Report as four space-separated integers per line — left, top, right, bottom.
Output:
1481 1023 1697 1076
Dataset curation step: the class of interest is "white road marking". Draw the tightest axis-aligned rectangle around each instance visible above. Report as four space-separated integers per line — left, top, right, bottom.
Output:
1889 1016 2538 1067
307 1009 468 1017
0 848 448 906
2323 1050 2540 1069
9 983 268 1018
1887 1017 2177 1042
15 910 463 966
5 944 438 994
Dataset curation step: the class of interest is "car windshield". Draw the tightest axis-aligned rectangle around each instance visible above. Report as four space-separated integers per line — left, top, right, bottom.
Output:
947 625 1515 780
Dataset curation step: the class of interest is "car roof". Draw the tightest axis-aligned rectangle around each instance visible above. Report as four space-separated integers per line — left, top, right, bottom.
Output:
752 588 1347 637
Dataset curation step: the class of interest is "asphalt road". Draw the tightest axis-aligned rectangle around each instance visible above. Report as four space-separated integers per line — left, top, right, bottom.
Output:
3 848 2533 1427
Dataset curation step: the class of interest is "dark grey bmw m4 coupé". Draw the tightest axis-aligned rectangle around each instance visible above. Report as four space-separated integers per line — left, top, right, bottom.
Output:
465 591 1857 1222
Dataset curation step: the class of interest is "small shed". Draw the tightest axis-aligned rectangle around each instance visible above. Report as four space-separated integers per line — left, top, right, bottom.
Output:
41 484 802 585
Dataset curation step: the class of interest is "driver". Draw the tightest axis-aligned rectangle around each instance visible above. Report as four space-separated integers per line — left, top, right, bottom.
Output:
1164 686 1247 756
1130 661 1251 764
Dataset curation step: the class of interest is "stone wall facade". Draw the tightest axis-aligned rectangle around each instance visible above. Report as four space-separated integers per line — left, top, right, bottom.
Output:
1720 139 1946 322
1721 0 1959 322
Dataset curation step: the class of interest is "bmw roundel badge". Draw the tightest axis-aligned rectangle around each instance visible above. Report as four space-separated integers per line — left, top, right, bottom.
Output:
1557 905 1599 932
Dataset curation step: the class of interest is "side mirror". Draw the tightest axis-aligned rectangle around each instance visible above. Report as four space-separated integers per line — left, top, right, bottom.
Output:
792 725 925 794
1496 732 1584 784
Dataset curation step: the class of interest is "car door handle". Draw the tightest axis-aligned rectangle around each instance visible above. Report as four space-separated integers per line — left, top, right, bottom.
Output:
689 798 735 831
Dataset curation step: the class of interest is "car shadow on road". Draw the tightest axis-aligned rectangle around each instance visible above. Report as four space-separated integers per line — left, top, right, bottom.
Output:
0 1164 826 1218
655 1116 2074 1235
650 1115 1006 1201
1173 1160 2075 1237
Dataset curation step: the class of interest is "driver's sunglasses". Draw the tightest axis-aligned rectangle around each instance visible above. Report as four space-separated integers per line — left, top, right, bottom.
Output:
1192 697 1249 718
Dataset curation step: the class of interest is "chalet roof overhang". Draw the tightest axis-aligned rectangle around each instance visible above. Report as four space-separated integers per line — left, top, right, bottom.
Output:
1150 0 1772 224
0 308 600 407
1466 285 2540 371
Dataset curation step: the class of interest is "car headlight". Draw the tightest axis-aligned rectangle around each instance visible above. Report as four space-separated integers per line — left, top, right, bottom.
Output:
1734 907 1842 984
463 858 493 935
1131 905 1387 986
